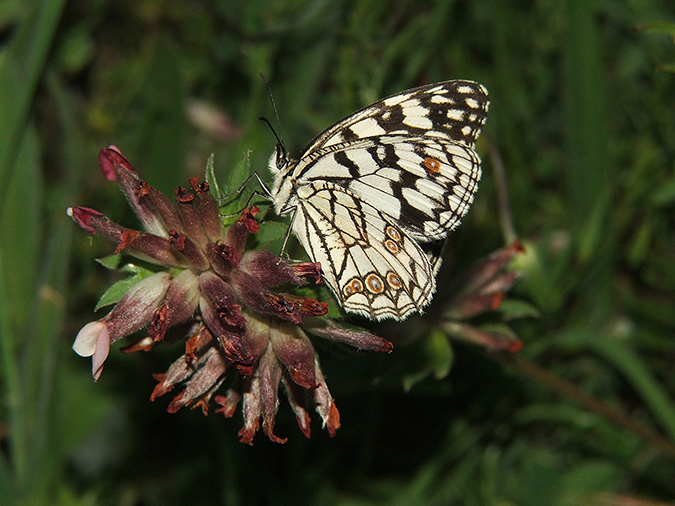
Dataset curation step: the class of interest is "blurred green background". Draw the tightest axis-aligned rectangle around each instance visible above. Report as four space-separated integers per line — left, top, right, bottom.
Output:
2 0 675 504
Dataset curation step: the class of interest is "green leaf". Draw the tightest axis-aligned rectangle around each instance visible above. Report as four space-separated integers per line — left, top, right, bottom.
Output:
204 153 222 200
650 175 675 206
225 150 252 198
0 247 21 506
657 63 675 72
553 329 675 443
634 20 675 40
425 328 454 380
0 125 43 332
96 254 122 270
0 0 68 184
21 221 73 502
477 323 520 341
255 221 288 252
497 299 541 321
95 266 157 311
120 263 157 277
401 329 454 390
589 337 675 443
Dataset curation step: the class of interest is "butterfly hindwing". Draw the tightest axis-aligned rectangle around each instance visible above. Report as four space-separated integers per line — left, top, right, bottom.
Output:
292 181 434 320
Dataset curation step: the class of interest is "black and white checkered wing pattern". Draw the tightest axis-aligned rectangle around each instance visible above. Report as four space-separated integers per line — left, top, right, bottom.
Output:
301 80 488 153
292 135 481 241
292 182 435 320
270 80 489 321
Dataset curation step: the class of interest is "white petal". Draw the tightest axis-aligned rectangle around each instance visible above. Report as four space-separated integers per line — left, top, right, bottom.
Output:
72 321 106 357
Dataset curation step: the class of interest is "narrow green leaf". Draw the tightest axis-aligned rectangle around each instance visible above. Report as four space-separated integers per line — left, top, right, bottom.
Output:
554 329 675 443
204 153 223 200
0 126 43 332
657 63 675 72
0 247 22 503
21 221 72 502
0 0 68 185
476 323 519 342
425 328 454 380
589 338 675 443
634 20 675 40
497 299 541 321
96 255 122 270
95 267 157 311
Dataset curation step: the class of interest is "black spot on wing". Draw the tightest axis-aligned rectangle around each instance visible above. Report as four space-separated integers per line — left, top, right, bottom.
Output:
333 150 361 179
376 103 405 131
341 127 359 142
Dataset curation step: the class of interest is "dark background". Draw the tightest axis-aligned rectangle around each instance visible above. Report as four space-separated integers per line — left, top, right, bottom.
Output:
2 0 675 504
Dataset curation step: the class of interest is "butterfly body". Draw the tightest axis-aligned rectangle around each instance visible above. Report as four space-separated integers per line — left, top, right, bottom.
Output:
269 80 489 321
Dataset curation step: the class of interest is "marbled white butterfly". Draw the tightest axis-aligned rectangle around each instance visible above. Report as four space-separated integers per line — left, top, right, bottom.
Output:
268 80 489 321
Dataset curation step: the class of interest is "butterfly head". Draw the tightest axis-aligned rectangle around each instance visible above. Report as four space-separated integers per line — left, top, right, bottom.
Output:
267 146 297 215
274 141 289 171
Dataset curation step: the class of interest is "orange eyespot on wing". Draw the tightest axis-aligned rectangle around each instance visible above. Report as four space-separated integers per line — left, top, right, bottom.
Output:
344 278 364 297
424 157 441 173
387 272 402 290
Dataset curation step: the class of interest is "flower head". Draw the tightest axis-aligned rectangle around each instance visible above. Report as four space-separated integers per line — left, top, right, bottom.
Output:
70 146 392 444
441 241 526 352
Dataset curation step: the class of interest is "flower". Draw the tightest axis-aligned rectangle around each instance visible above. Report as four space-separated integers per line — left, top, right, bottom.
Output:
69 146 392 444
440 241 526 352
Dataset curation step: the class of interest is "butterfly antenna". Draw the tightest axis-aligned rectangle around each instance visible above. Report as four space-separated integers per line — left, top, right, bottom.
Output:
259 116 288 166
259 73 288 162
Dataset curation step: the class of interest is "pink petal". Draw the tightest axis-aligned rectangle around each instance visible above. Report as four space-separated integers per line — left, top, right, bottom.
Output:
92 328 111 381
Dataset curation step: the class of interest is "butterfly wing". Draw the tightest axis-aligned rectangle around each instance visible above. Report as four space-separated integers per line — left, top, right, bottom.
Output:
292 181 435 320
290 135 481 242
300 80 488 154
270 80 489 320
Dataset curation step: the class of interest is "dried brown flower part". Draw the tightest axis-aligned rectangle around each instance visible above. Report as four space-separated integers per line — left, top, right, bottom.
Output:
442 241 525 352
70 146 392 443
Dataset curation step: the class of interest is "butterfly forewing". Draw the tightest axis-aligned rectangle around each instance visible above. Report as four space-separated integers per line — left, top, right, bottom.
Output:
269 79 489 320
298 80 488 156
290 134 481 241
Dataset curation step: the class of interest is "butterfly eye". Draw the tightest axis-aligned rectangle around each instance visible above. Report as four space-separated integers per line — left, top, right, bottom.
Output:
275 143 288 170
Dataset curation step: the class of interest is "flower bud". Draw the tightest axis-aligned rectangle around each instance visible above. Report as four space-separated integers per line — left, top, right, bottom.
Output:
99 147 168 238
148 269 200 341
270 321 318 390
106 272 173 342
190 177 223 242
240 251 305 287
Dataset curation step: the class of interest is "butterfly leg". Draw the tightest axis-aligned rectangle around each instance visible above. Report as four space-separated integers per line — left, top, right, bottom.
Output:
218 171 273 218
218 171 273 202
277 205 298 262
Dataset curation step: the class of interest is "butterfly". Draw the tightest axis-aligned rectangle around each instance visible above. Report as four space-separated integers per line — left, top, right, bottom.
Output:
267 80 489 321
